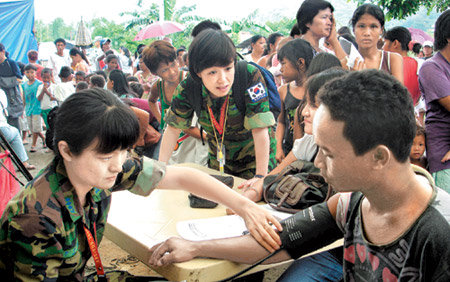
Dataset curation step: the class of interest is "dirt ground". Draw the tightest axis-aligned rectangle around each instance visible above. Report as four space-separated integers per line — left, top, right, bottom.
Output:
15 140 289 281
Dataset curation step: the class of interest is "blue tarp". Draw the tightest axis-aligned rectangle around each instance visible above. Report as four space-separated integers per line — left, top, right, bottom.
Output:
0 0 37 63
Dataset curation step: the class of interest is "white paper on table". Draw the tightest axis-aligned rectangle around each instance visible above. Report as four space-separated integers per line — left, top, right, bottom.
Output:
176 204 292 241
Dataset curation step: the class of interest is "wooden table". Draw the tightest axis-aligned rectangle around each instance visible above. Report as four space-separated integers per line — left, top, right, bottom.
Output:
105 163 342 281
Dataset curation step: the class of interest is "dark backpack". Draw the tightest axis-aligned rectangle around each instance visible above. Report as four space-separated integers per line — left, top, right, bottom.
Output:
247 61 281 120
263 160 333 213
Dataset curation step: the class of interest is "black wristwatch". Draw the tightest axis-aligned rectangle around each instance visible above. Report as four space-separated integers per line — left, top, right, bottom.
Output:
254 174 265 179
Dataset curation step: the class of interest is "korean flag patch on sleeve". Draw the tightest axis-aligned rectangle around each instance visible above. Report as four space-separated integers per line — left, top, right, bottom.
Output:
247 82 267 102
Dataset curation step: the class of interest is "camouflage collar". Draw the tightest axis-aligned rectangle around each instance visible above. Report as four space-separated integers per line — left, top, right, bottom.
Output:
50 157 111 223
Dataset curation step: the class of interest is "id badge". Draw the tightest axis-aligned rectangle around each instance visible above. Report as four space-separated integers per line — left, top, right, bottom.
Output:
217 145 226 173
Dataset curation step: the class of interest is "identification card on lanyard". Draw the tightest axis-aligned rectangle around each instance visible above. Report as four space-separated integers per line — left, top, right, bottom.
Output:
217 144 226 173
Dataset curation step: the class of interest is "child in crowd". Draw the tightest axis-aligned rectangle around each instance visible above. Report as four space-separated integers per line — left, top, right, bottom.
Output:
75 81 89 92
37 68 57 130
74 71 86 85
276 39 314 162
104 54 119 78
54 66 75 103
21 65 45 152
129 82 144 98
27 50 43 81
410 124 428 169
89 74 106 88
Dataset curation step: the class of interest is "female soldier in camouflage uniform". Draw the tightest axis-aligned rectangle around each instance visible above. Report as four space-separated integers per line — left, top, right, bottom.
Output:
0 88 282 280
160 29 277 182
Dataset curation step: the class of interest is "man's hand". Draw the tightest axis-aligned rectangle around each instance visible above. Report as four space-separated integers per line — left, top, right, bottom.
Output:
149 237 197 266
237 177 264 202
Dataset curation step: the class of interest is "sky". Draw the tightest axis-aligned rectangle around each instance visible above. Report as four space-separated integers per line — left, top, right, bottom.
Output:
35 0 306 25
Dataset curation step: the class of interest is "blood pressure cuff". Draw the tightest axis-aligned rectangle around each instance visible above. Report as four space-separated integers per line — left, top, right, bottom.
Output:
279 202 343 259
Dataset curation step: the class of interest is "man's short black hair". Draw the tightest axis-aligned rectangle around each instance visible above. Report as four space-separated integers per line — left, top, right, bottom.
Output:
191 20 222 38
434 10 450 51
54 38 66 45
90 75 106 88
24 64 37 72
385 26 411 51
59 66 73 79
319 69 415 162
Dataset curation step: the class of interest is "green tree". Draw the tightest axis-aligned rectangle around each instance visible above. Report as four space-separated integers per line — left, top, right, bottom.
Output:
353 0 449 20
88 18 139 53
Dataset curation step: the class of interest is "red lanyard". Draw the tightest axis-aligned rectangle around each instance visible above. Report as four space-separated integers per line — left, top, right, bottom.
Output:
206 96 229 136
83 222 106 278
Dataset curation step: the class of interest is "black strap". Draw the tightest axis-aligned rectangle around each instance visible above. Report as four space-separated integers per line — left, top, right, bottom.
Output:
231 60 249 117
217 248 282 282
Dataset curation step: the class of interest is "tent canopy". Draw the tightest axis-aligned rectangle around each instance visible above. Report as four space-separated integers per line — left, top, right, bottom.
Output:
0 0 38 63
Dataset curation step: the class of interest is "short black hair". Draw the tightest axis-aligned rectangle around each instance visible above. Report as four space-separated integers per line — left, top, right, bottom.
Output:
41 68 53 76
434 9 450 51
129 82 144 98
126 76 139 83
75 71 86 78
306 53 342 77
290 23 301 38
296 0 334 35
191 20 222 38
59 66 73 79
337 26 351 35
176 48 186 56
54 38 66 45
76 81 89 91
54 88 139 156
351 3 385 30
24 64 37 72
278 38 314 72
105 54 118 64
95 70 107 81
412 42 422 54
385 26 411 51
189 29 236 82
307 68 347 106
90 75 106 88
319 69 415 162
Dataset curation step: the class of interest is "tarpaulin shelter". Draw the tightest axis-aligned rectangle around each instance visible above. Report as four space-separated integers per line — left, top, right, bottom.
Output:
0 0 38 63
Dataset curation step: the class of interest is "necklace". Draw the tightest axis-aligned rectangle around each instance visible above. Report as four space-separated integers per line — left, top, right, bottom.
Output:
207 95 230 173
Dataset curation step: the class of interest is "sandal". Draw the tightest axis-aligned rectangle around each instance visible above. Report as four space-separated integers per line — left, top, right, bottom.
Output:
30 147 37 153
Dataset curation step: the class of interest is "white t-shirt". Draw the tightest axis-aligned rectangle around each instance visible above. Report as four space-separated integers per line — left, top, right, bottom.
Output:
36 84 58 110
54 81 75 103
292 134 317 162
49 51 71 83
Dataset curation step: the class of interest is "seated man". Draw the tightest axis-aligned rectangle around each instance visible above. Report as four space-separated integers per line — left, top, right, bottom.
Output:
149 69 450 281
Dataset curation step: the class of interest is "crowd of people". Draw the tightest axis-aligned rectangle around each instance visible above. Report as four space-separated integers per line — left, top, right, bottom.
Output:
0 0 449 280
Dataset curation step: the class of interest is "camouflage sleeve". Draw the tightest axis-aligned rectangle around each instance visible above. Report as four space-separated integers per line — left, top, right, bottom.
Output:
164 81 195 130
243 64 276 130
132 157 166 196
0 213 65 280
112 157 166 196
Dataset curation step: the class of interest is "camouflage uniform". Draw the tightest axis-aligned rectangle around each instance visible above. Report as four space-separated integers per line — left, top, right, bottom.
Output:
0 156 166 281
165 63 277 179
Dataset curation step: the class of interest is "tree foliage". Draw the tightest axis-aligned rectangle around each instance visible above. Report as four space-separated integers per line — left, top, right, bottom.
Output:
354 0 449 20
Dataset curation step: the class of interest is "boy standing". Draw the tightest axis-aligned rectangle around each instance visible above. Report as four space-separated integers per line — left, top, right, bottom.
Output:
21 65 44 152
54 66 75 103
37 68 57 130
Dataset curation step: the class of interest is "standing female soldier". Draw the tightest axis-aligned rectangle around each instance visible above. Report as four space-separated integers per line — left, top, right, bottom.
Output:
159 29 277 181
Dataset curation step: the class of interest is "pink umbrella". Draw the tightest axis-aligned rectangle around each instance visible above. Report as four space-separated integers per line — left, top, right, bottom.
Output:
408 27 433 45
134 21 185 41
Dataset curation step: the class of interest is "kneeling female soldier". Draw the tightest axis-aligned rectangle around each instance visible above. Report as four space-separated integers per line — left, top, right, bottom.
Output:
160 29 277 183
